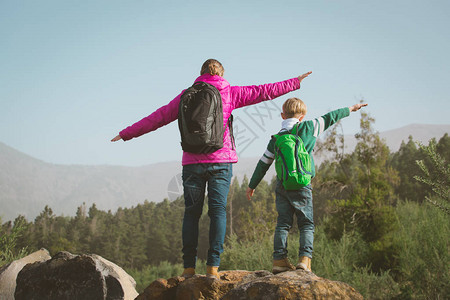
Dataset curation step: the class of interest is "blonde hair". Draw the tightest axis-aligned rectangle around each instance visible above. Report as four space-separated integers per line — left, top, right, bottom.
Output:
282 97 307 118
200 59 224 77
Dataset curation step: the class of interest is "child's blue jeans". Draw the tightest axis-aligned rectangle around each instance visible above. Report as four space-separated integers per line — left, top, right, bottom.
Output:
182 163 232 268
273 181 314 260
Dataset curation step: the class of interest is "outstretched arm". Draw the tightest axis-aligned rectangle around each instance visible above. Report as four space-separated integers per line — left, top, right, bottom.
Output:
111 92 183 142
230 71 312 109
311 103 368 138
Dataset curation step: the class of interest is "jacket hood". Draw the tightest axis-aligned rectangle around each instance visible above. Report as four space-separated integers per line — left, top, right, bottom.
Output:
194 74 230 91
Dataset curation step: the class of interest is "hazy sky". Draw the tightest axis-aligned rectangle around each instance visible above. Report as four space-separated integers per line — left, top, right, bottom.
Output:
1 0 449 166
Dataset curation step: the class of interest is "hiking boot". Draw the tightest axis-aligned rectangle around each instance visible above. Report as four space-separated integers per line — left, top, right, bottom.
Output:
206 266 220 280
296 256 311 272
181 267 195 278
272 258 295 274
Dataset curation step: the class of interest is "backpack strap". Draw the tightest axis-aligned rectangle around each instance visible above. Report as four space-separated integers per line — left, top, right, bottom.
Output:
291 125 302 177
291 122 300 135
290 123 313 176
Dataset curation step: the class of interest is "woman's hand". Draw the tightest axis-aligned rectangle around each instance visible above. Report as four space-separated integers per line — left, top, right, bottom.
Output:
111 135 122 142
298 71 312 83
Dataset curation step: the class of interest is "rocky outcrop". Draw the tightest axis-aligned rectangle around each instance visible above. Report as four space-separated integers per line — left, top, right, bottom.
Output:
0 249 51 300
6 250 362 300
14 251 138 300
223 270 363 299
136 269 363 300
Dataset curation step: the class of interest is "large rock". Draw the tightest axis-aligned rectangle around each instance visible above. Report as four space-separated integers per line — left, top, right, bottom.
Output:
0 248 51 300
136 269 363 300
136 270 271 300
223 269 363 300
14 251 138 300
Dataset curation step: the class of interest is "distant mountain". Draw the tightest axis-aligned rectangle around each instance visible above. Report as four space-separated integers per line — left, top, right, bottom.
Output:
0 142 185 222
1 124 449 222
342 123 450 153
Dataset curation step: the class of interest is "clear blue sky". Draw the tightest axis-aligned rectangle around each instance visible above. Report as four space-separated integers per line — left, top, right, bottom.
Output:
1 0 449 166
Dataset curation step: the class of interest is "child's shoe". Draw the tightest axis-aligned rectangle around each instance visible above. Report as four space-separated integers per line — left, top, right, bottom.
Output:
206 266 220 280
272 258 295 274
296 256 311 272
181 267 195 278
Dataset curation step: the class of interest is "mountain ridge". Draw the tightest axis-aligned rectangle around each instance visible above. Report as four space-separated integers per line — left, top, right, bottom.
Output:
1 123 449 222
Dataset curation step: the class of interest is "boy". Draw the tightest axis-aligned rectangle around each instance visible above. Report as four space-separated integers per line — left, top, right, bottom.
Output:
246 97 367 273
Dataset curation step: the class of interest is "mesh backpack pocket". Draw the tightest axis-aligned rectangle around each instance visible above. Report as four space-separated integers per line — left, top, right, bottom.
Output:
273 124 312 190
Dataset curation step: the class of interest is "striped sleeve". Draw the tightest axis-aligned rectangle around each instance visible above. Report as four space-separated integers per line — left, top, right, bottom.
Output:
260 149 275 164
313 107 350 137
313 117 325 137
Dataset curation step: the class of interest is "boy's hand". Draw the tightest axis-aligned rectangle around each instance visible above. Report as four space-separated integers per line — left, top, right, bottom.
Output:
111 135 122 142
298 71 312 83
349 103 368 112
246 187 255 201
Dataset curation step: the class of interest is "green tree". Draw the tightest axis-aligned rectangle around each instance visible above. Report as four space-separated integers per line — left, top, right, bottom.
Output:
323 111 399 271
436 133 450 161
0 216 29 266
32 205 56 250
414 138 450 214
390 136 428 202
235 178 277 241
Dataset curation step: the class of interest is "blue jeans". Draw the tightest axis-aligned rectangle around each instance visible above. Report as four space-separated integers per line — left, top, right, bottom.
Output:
182 163 232 268
273 181 314 260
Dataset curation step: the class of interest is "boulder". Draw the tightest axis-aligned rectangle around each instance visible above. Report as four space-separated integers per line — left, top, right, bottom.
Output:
177 270 272 300
0 248 51 300
14 251 138 300
136 269 363 300
223 269 363 300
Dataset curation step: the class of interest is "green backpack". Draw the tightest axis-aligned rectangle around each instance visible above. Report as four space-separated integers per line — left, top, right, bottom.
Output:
273 123 312 190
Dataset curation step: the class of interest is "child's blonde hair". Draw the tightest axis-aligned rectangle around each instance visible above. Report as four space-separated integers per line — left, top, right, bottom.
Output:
282 97 307 118
200 59 224 77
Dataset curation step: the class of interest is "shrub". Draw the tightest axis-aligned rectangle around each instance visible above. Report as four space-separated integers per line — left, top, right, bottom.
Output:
222 226 400 299
221 233 273 271
0 216 29 266
393 201 450 298
127 259 209 293
127 261 184 293
313 225 400 299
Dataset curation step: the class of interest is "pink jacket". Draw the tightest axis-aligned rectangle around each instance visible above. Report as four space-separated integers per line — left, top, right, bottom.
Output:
119 74 301 166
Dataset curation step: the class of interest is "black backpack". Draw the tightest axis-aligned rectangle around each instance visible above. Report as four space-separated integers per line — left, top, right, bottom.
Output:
178 81 225 153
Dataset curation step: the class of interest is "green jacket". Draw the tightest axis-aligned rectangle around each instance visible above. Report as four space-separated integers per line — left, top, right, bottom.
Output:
248 107 350 189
